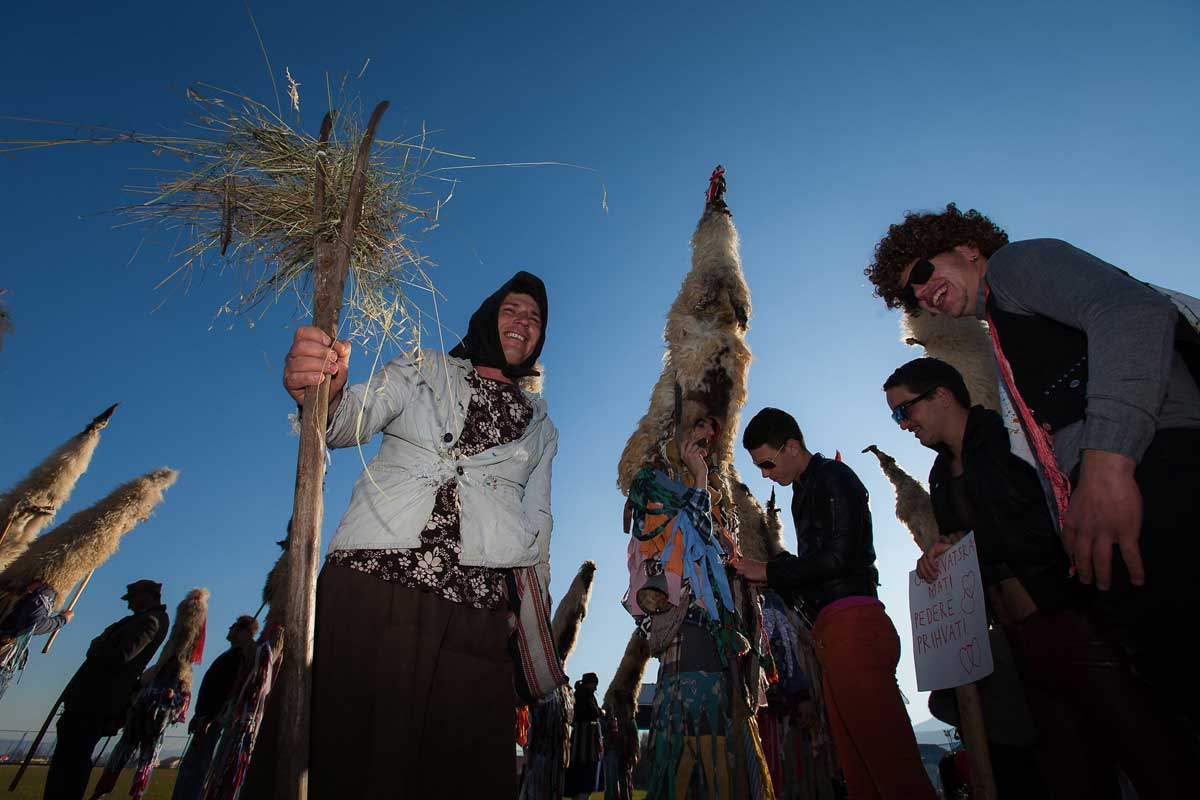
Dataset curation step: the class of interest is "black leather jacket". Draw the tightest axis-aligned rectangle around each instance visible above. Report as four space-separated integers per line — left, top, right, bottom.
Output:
929 406 1081 612
766 454 879 615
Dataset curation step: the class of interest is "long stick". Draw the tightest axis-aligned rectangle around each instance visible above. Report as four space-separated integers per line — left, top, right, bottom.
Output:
42 570 93 653
954 683 997 800
9 686 65 790
275 101 389 800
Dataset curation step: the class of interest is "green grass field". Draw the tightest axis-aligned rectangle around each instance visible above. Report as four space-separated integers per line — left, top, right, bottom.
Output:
0 765 177 800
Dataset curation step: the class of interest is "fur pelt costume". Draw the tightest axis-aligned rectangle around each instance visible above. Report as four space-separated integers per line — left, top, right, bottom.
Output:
0 467 177 613
902 311 999 412
620 169 773 800
93 588 208 800
616 168 751 494
551 559 596 663
861 445 939 552
0 404 117 574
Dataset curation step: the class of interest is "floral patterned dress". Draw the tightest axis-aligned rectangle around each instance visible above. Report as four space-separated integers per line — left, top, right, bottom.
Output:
326 371 531 610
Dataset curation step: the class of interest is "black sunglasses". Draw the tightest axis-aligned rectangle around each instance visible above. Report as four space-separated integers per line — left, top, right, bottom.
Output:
754 442 786 471
891 389 937 424
899 259 936 310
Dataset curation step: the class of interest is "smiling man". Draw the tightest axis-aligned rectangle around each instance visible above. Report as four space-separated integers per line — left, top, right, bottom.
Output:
734 407 934 800
866 204 1200 730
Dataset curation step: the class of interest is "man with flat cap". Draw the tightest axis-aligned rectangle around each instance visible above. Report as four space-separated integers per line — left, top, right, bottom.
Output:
44 580 169 800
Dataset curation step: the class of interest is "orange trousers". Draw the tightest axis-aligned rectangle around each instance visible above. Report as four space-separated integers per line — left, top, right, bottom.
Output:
813 601 936 800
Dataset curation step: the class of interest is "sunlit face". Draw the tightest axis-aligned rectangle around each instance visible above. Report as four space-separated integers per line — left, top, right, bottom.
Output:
692 417 716 447
898 244 984 318
885 384 946 448
748 440 803 485
497 292 542 365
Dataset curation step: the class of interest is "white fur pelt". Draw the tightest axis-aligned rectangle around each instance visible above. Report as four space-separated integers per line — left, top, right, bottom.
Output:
617 196 752 493
143 587 209 694
550 560 595 665
0 404 117 572
862 445 938 552
902 311 999 412
0 468 178 601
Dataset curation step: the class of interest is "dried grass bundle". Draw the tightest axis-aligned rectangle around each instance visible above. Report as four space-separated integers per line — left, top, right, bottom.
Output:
0 404 117 572
0 468 178 600
2 81 460 348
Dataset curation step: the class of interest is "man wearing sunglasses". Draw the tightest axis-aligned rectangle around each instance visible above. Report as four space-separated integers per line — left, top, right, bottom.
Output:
865 203 1200 730
734 407 935 800
884 357 1191 798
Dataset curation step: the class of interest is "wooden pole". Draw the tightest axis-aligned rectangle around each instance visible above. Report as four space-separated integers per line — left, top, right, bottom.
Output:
9 686 66 790
954 682 997 800
274 101 389 800
42 570 93 654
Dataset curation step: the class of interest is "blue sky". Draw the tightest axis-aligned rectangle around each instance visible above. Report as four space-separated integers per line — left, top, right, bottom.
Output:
2 0 1198 735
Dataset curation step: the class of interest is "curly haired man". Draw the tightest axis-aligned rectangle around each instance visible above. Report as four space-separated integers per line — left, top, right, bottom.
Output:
866 204 1200 732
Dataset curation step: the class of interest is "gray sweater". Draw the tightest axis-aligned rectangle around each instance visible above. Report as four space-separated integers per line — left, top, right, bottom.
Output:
976 238 1200 472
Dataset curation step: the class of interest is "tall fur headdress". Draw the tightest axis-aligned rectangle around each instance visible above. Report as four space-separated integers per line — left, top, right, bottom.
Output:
143 587 209 693
902 311 999 412
617 167 752 493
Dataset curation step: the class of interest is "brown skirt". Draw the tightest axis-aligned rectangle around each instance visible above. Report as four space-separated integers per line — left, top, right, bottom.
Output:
309 562 516 798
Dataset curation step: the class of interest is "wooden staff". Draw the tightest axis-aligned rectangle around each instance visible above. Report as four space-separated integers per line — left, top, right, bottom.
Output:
8 683 68 790
42 570 93 653
275 100 389 800
955 682 996 800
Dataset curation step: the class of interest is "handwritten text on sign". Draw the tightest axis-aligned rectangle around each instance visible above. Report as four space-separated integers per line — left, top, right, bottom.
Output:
909 532 993 691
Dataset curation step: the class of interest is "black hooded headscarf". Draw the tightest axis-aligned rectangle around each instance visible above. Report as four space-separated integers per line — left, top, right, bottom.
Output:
448 270 548 380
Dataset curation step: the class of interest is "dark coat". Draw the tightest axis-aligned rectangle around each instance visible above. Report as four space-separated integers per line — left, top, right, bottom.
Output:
192 645 246 722
766 454 880 615
929 406 1081 612
62 603 169 730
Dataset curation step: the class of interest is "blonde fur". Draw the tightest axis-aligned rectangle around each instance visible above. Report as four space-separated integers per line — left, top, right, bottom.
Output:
618 203 752 493
902 311 999 412
550 560 595 665
862 445 938 552
0 468 178 601
262 542 289 627
0 404 117 572
144 587 209 694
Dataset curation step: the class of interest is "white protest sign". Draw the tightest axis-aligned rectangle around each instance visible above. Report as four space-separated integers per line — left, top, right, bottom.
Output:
909 532 993 691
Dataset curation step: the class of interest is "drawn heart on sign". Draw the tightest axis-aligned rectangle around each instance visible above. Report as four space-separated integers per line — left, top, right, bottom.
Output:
961 571 976 615
958 638 982 674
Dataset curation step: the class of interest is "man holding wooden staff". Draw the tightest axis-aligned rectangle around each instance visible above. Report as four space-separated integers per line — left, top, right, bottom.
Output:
281 271 557 797
43 579 168 800
885 356 1191 798
733 409 935 800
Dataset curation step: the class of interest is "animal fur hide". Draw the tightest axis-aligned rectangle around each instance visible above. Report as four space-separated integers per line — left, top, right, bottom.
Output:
603 629 651 722
729 471 785 561
0 467 177 600
902 311 999 412
617 169 752 493
262 535 290 627
0 404 117 572
550 560 595 664
143 587 209 694
862 445 938 552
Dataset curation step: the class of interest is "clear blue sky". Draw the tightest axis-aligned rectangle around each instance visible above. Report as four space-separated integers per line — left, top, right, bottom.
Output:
2 0 1198 735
